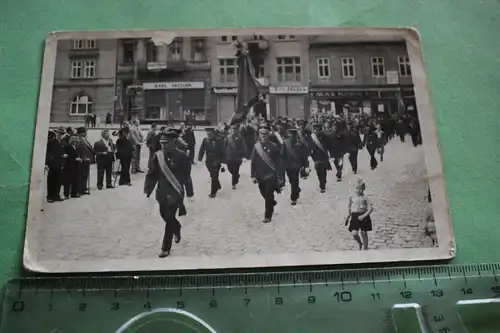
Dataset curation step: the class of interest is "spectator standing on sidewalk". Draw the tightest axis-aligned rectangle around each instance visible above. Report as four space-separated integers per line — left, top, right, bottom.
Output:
130 119 145 173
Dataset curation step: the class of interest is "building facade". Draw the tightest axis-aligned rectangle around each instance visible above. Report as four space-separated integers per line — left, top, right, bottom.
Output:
50 39 118 123
308 37 416 118
115 37 212 123
210 34 311 124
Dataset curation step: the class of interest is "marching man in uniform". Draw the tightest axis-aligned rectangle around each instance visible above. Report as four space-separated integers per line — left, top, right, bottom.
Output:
225 124 247 189
198 128 226 198
310 124 332 193
250 125 285 223
144 130 192 258
282 128 310 205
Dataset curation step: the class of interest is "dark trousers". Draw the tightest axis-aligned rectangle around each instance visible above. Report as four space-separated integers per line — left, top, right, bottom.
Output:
410 131 421 147
63 168 79 198
206 163 221 195
258 178 277 219
286 168 301 201
188 145 195 164
332 156 343 180
314 163 328 190
184 165 194 197
398 133 406 142
148 148 155 169
78 162 90 194
159 202 181 252
227 160 242 186
348 150 358 173
119 158 131 185
47 167 62 199
367 148 378 169
97 161 113 188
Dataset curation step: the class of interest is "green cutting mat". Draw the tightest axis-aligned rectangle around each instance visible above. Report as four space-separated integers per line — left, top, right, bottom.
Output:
1 0 500 286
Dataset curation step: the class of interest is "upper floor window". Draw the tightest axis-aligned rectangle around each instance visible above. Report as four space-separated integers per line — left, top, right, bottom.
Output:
70 59 96 79
220 36 238 43
70 95 92 115
316 57 330 78
219 58 238 83
277 35 296 41
123 42 135 64
256 58 265 78
146 41 157 62
191 38 206 61
398 56 412 77
276 57 301 82
341 57 355 78
370 56 385 77
169 40 182 60
73 39 96 50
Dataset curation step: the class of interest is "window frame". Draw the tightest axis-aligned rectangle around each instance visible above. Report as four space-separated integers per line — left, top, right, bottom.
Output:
169 40 182 60
69 95 92 116
370 56 386 78
397 56 412 77
73 39 96 50
316 57 331 79
218 58 239 83
70 59 96 79
340 57 356 78
276 56 301 82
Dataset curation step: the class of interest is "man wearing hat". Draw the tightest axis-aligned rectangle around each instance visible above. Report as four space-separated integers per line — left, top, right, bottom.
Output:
310 123 332 193
225 124 247 189
198 128 226 198
76 127 96 195
282 128 310 206
250 125 285 223
144 130 192 258
45 129 66 202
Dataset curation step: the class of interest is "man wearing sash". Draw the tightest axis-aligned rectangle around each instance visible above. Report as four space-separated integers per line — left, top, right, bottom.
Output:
198 128 226 198
93 129 116 190
250 125 285 223
310 124 332 193
283 128 310 206
297 119 311 179
76 127 96 195
144 131 192 258
225 124 247 189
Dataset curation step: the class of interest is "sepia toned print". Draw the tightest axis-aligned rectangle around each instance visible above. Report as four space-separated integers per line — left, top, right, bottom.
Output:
24 28 454 273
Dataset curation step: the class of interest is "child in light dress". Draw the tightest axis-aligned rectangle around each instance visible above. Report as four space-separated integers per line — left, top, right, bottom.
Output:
346 178 374 250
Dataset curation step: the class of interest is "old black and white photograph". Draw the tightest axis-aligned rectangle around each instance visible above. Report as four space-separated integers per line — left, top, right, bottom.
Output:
24 28 454 272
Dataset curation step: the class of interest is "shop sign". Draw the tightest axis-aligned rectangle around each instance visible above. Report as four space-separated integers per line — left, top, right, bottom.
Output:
143 82 205 90
269 86 308 94
386 70 399 84
213 87 238 94
147 62 167 71
311 90 380 99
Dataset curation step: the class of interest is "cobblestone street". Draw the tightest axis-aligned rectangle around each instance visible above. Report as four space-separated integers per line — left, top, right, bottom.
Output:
37 129 433 262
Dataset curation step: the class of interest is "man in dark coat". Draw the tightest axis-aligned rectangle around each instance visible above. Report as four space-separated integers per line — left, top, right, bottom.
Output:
324 123 345 181
181 123 196 164
225 124 247 189
282 128 309 205
250 125 285 223
344 123 362 174
45 130 65 202
93 129 116 190
62 135 82 198
198 128 226 198
76 127 95 195
145 123 158 168
309 124 332 193
144 130 192 258
240 122 257 159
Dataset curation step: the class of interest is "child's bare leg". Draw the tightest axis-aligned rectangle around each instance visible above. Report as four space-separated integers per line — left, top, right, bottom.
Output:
361 231 369 250
351 230 362 250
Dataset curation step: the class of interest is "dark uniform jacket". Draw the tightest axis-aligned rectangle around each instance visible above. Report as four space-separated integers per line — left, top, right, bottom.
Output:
93 139 116 164
62 144 81 171
116 136 134 160
324 130 345 158
225 133 247 161
344 129 362 152
144 148 191 206
363 132 380 151
182 128 196 147
309 132 330 163
250 140 284 182
46 138 63 169
282 136 310 170
198 137 225 166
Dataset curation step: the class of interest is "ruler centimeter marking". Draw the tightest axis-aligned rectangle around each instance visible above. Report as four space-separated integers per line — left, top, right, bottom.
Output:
3 264 500 333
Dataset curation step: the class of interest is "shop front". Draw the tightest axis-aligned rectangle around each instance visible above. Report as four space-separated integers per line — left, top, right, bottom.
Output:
213 87 238 124
142 81 206 122
269 85 309 119
310 87 415 118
